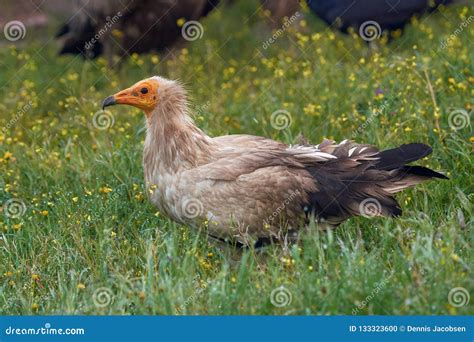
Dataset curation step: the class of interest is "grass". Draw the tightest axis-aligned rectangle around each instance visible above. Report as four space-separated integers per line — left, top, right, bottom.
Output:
0 1 472 315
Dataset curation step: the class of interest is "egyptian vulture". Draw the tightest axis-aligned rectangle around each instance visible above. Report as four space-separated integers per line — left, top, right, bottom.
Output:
102 76 447 248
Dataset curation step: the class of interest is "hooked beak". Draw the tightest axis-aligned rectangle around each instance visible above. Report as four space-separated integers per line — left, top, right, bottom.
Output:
102 86 141 110
102 96 116 109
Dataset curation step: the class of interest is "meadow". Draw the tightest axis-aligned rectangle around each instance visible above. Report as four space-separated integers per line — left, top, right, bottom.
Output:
0 1 472 315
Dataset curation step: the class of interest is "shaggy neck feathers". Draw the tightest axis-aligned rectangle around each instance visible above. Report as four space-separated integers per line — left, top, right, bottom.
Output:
143 80 215 178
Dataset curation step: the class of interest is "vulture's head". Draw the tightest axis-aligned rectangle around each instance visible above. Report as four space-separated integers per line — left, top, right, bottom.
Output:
102 76 187 118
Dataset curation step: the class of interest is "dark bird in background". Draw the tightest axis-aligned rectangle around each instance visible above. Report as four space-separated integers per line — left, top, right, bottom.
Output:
56 0 465 61
307 0 456 34
56 0 221 61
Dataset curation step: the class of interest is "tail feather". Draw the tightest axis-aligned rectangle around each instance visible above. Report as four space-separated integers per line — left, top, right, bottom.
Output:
401 165 448 180
384 165 448 193
376 143 433 170
304 141 447 225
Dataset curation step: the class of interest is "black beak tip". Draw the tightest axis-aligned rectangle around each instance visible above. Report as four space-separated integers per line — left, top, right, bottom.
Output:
102 96 116 110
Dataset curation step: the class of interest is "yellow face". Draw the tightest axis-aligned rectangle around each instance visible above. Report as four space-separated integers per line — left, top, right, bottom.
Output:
102 78 159 116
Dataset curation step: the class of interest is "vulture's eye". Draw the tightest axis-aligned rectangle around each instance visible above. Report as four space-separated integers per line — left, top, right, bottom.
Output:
140 87 148 94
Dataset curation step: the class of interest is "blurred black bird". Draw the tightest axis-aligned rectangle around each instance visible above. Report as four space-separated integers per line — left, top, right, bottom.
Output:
307 0 456 35
56 0 221 61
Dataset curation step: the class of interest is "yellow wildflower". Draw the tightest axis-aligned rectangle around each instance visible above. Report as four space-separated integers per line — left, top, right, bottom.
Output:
99 187 113 194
